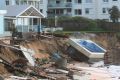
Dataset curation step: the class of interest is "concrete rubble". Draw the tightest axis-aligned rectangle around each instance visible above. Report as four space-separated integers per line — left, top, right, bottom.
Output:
0 33 120 80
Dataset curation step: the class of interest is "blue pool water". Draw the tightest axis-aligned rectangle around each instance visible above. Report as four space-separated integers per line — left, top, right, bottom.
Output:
78 40 105 53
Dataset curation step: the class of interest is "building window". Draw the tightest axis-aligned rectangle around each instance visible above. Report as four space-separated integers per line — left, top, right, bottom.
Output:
113 0 117 1
40 0 43 4
102 8 108 13
78 0 82 3
40 9 43 13
75 9 82 15
67 9 71 13
28 1 33 5
86 0 92 3
55 9 64 15
85 8 89 14
56 0 60 4
103 0 109 2
67 0 72 2
75 0 82 4
103 8 106 13
16 0 19 5
6 0 9 5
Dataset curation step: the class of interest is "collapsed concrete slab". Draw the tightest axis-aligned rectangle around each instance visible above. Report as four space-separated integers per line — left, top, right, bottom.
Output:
20 46 35 66
68 38 106 61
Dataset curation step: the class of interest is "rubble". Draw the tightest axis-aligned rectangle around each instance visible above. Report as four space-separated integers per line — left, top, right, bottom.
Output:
0 33 120 80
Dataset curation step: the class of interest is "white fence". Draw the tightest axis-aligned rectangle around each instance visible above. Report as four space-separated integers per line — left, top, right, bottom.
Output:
44 27 63 32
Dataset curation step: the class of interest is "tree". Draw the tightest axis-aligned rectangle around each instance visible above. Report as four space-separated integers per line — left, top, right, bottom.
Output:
109 6 120 23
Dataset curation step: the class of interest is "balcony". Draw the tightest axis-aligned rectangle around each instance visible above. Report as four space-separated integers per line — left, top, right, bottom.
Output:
48 3 72 9
48 13 72 17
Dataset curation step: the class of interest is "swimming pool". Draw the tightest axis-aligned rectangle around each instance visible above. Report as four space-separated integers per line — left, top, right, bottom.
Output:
68 39 106 59
78 40 105 53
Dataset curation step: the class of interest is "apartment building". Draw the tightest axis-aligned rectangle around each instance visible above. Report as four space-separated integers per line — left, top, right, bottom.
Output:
47 0 120 20
0 0 48 17
0 0 120 20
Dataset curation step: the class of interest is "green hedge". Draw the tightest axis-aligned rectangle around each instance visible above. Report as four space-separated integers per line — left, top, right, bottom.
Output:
42 16 119 31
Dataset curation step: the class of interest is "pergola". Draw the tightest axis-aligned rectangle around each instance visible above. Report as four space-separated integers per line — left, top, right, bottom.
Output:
4 5 45 32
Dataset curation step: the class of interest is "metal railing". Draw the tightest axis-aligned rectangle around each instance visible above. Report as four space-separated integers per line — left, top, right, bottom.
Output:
48 13 72 17
48 3 72 8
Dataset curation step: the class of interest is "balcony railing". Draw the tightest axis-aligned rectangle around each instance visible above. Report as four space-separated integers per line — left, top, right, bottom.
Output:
16 25 44 32
48 3 72 8
48 13 72 17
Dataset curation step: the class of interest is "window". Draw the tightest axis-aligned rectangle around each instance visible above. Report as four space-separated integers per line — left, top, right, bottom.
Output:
85 8 90 14
67 0 72 2
103 0 109 2
67 9 71 13
75 0 82 3
56 9 64 14
28 1 33 5
33 18 38 25
40 0 43 4
102 8 108 13
40 9 43 13
86 0 92 3
56 0 60 4
6 0 9 5
22 1 27 5
16 0 19 5
113 0 117 1
78 0 82 3
75 9 82 15
103 8 106 13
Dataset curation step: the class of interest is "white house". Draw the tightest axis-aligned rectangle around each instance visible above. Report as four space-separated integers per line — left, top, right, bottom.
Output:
4 5 45 33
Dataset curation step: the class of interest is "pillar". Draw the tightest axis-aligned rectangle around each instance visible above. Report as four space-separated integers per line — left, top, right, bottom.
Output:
40 18 41 32
32 18 33 31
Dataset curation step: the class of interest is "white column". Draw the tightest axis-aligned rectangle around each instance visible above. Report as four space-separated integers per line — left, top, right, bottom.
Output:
22 18 24 32
40 18 41 32
32 18 33 31
55 16 57 27
13 19 16 31
28 18 29 32
16 18 18 32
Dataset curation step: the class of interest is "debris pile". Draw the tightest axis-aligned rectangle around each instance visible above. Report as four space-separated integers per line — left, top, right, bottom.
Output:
0 33 120 79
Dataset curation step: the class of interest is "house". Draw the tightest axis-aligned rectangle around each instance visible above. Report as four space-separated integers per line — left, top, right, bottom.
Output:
0 10 7 36
4 5 45 33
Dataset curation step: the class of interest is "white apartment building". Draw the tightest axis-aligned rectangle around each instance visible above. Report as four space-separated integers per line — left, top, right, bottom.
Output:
0 0 120 20
48 0 120 20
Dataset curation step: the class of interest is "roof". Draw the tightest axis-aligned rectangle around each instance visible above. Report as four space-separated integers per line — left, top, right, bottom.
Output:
4 5 45 18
